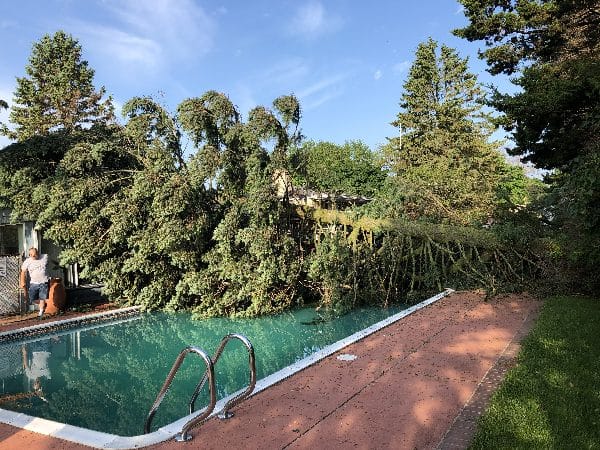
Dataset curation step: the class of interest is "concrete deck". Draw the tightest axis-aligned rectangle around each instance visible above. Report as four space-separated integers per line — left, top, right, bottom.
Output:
0 291 540 449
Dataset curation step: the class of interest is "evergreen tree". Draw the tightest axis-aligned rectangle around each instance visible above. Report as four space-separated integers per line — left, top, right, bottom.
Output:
0 31 115 221
1 30 114 141
456 0 600 288
38 90 304 314
455 1 600 170
178 94 304 317
37 96 216 310
382 38 505 225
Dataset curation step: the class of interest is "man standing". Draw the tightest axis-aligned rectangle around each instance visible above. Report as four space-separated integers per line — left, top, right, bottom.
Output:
20 247 50 319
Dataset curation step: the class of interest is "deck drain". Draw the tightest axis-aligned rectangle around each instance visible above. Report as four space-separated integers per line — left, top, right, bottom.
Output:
337 353 357 361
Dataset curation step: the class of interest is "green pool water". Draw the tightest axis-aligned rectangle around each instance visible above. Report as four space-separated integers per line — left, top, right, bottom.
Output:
0 305 407 436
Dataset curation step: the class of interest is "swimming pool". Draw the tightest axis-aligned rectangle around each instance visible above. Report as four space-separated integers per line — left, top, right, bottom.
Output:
0 290 452 447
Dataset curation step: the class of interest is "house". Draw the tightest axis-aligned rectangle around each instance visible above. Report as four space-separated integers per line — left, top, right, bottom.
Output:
272 169 371 209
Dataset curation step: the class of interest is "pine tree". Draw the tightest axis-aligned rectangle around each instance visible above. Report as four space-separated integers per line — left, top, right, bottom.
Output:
2 30 113 141
456 0 600 286
0 31 115 220
383 38 505 225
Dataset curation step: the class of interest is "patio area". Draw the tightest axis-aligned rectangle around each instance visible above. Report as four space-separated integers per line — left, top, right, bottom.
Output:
0 290 540 449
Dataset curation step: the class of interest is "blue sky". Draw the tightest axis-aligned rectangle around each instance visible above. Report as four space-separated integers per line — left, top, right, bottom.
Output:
0 0 512 152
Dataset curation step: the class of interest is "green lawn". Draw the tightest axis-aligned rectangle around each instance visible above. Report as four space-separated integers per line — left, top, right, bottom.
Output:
470 295 600 450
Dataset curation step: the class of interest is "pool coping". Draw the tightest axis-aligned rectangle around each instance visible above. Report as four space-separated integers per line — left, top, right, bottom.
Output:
0 306 142 344
0 289 454 449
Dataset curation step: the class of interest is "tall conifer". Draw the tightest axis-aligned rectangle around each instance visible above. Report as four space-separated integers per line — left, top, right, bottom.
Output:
2 30 113 141
384 38 504 224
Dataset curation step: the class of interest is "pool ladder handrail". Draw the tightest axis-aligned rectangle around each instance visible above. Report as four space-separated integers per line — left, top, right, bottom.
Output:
144 346 216 440
144 333 256 442
189 333 256 419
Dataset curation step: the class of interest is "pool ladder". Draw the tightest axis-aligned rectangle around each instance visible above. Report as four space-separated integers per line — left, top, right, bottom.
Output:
144 333 256 441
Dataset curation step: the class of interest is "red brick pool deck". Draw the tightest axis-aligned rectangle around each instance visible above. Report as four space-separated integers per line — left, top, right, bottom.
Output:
0 291 541 450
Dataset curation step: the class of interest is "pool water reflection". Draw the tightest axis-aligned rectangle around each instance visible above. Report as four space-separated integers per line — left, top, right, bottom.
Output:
0 305 406 436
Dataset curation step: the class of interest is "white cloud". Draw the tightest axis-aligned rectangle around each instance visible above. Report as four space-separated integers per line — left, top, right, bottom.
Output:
393 60 411 74
288 2 342 39
297 73 346 110
261 58 310 85
374 70 382 80
75 0 216 69
80 25 161 67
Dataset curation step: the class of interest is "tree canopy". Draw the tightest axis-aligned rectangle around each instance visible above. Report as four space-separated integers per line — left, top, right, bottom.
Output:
0 31 115 221
292 140 385 197
456 0 600 75
0 28 554 315
380 38 508 225
456 1 600 170
456 0 600 287
1 31 114 142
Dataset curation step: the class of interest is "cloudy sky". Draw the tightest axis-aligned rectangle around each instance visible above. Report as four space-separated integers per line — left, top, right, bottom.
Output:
0 0 511 151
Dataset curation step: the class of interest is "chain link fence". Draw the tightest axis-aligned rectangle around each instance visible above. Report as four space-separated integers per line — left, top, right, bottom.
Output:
0 256 24 316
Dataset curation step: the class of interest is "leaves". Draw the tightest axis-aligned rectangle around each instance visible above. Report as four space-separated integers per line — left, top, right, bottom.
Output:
456 0 600 289
292 140 385 197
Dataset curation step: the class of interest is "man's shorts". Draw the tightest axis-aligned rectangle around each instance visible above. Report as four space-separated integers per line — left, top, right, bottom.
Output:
28 282 49 303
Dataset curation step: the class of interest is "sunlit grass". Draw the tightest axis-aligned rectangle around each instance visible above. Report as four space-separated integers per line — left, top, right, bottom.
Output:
470 295 600 450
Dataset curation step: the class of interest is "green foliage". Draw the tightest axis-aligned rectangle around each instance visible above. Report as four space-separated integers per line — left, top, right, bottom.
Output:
381 38 506 225
1 30 114 141
0 31 115 223
306 207 538 311
0 127 115 220
0 31 547 317
178 90 246 198
455 1 599 75
307 233 356 311
493 59 600 171
495 163 539 209
36 98 216 311
291 140 385 197
456 0 600 291
188 96 304 318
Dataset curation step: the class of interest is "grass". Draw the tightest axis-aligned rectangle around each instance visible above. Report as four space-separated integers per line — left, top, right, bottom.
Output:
470 295 600 450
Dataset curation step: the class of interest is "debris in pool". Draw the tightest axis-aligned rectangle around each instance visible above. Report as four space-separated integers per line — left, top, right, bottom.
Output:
300 316 328 325
336 353 357 361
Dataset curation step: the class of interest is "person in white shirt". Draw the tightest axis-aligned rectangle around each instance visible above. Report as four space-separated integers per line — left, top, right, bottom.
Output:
20 247 50 318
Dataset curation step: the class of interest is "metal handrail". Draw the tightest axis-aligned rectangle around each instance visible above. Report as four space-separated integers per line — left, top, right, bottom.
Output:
144 346 216 441
188 333 256 420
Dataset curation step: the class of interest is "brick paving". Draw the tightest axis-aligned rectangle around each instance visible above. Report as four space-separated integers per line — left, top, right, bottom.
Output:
437 299 540 449
0 303 119 333
0 291 541 450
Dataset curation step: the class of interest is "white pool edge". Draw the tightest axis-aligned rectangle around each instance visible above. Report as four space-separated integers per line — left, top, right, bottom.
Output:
0 288 455 449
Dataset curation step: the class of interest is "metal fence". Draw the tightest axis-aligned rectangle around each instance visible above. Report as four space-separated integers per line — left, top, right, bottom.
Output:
0 256 23 316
